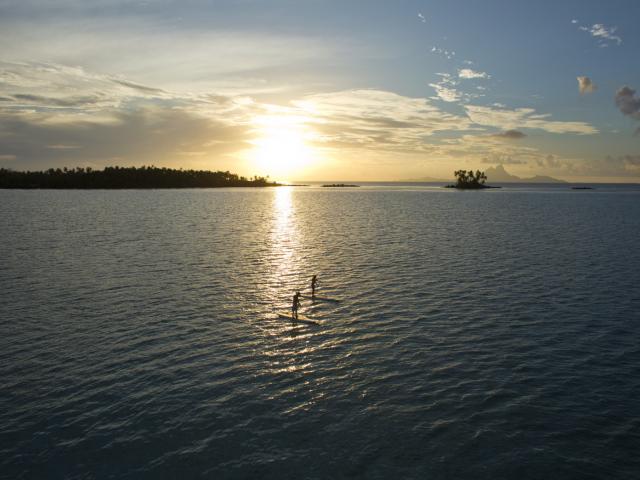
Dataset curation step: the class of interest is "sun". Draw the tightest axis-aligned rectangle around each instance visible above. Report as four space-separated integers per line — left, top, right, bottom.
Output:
247 114 316 180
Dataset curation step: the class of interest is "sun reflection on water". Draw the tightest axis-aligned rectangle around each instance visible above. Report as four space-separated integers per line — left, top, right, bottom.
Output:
271 187 310 311
274 186 294 235
260 187 307 328
250 187 337 411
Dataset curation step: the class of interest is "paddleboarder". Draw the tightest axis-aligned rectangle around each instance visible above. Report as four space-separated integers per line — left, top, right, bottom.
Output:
292 291 301 319
311 275 318 298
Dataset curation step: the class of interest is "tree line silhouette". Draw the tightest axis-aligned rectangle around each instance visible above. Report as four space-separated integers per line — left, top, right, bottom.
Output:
0 166 279 189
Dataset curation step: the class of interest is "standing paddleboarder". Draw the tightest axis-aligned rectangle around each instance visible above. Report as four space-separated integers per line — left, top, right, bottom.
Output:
292 291 301 319
311 275 318 298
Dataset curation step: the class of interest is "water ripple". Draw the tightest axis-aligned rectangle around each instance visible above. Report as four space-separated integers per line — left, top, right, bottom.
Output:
1 186 640 479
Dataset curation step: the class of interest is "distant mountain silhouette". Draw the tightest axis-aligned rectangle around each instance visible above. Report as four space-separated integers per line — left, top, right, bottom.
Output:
485 164 565 183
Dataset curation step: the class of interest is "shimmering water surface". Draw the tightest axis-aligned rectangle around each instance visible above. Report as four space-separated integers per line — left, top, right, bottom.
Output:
2 185 640 479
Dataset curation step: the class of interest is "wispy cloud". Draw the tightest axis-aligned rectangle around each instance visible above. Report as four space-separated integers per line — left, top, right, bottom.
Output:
0 61 174 110
0 61 604 177
0 62 483 168
465 105 598 135
458 68 489 80
294 89 475 152
429 83 463 103
428 72 486 104
428 73 472 103
0 16 340 96
430 46 455 60
577 76 597 94
576 22 622 47
0 61 261 169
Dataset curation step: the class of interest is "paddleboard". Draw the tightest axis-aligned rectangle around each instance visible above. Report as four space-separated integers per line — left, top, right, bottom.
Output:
277 311 320 325
301 295 339 303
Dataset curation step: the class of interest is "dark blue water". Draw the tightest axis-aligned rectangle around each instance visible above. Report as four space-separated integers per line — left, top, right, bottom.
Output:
1 185 639 479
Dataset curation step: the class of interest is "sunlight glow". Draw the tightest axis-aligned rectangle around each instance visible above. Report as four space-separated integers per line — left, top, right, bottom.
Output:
247 114 317 180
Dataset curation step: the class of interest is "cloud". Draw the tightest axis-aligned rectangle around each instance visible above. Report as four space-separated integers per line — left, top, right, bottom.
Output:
429 73 482 103
619 155 640 170
0 61 484 168
465 105 598 135
489 130 527 139
0 61 262 169
458 68 489 80
539 154 560 168
614 86 640 135
111 79 166 94
436 131 559 173
0 61 176 113
614 86 640 119
294 89 475 152
480 156 527 165
0 60 253 115
577 76 597 94
0 61 611 179
9 93 109 108
0 107 252 170
429 73 461 102
430 46 455 60
429 83 463 103
577 23 622 46
0 16 339 96
600 155 640 174
544 153 640 178
418 13 426 23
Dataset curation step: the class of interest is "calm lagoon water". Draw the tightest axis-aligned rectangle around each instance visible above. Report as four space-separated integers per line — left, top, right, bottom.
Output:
1 184 640 479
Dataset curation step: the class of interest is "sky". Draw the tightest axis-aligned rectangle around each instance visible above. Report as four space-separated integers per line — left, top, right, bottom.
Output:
1 0 639 182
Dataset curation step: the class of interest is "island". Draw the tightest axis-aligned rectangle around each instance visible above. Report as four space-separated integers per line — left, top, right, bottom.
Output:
445 169 500 190
0 166 279 189
322 184 359 187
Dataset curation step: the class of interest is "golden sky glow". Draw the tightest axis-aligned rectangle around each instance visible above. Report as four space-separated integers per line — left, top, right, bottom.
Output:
1 2 640 181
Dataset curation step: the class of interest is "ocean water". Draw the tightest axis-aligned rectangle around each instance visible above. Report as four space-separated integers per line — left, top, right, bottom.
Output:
1 185 640 479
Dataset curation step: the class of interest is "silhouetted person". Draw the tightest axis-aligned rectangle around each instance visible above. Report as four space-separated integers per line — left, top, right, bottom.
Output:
311 275 318 298
292 291 301 319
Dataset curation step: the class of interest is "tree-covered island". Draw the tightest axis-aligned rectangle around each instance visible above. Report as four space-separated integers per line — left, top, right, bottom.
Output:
0 166 279 189
445 169 499 189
